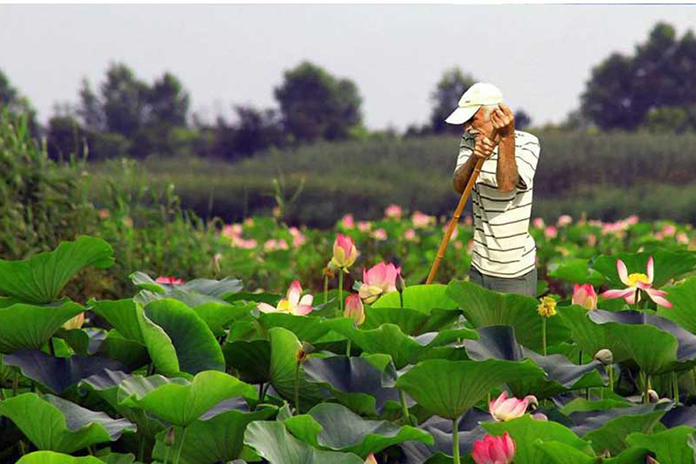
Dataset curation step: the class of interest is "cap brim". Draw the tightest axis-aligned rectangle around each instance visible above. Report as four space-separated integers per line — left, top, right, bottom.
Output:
445 105 479 125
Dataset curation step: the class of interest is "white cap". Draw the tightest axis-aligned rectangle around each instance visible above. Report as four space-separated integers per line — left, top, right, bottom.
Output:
444 82 504 125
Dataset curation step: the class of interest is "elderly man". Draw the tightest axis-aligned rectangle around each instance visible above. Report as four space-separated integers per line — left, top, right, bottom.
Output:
449 83 540 297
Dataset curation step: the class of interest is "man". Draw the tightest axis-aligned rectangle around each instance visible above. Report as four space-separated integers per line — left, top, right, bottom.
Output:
448 82 540 297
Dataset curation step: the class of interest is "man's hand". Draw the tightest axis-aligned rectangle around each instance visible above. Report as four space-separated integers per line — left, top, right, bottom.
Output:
491 103 515 138
473 133 496 160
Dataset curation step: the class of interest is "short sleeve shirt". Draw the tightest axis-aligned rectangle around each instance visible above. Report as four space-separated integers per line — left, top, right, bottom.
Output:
454 130 540 278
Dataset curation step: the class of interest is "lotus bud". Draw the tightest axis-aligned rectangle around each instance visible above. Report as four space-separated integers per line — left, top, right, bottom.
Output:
472 432 516 464
646 389 659 403
572 284 597 310
396 273 406 294
164 427 176 446
646 455 660 464
537 296 557 318
344 294 365 326
63 312 85 330
531 413 548 421
594 349 614 366
601 450 611 459
489 391 538 422
364 454 378 464
331 233 359 271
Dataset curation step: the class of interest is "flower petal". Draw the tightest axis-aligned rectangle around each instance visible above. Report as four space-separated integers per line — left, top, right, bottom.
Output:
647 256 654 284
617 259 630 286
293 304 314 316
600 288 635 299
645 289 672 308
287 280 302 305
257 302 277 313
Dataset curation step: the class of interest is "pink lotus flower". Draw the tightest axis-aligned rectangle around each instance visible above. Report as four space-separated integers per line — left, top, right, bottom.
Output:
358 262 401 304
532 217 545 229
264 238 289 252
572 284 598 310
557 215 573 227
358 221 372 232
626 215 639 225
599 257 672 308
257 280 314 316
443 220 458 240
156 276 184 285
472 432 516 464
489 391 538 422
372 228 388 240
677 232 689 245
331 233 359 270
411 211 435 229
464 215 473 226
289 227 307 248
544 226 558 239
385 204 403 219
587 234 597 247
341 214 355 229
98 209 110 219
404 229 417 241
344 294 365 326
662 225 676 237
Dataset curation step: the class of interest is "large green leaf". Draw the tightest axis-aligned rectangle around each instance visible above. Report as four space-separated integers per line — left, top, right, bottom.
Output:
372 284 458 312
582 408 666 455
0 300 84 353
556 305 629 363
592 250 696 289
0 236 114 303
223 339 271 384
535 442 649 464
118 371 256 426
657 277 696 334
547 258 608 287
395 359 545 419
446 281 569 353
0 393 135 453
244 421 364 464
131 272 244 306
151 407 276 464
144 299 226 374
462 326 605 399
3 349 124 394
588 310 687 374
627 426 696 464
258 313 330 342
91 299 225 376
302 355 402 416
324 318 477 369
283 403 433 456
483 415 593 464
268 327 325 412
362 307 461 336
15 452 109 464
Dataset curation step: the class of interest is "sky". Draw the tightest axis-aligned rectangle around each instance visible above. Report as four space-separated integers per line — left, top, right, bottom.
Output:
1 4 695 131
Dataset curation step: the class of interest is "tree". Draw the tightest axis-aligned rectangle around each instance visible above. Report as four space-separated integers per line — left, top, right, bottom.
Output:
100 63 149 138
146 72 190 127
0 69 39 134
274 61 362 143
514 109 532 130
581 22 696 131
430 67 476 134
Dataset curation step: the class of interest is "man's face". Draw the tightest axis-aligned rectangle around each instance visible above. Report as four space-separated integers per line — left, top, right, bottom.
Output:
463 107 495 139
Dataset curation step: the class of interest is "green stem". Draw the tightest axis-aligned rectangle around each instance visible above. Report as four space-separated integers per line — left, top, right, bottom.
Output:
18 440 26 456
452 416 461 464
174 426 188 464
346 340 352 357
673 372 679 403
339 271 344 311
578 349 583 365
609 364 614 395
399 291 404 309
323 275 329 304
542 318 547 356
12 370 19 397
643 372 650 404
294 362 301 415
399 389 410 424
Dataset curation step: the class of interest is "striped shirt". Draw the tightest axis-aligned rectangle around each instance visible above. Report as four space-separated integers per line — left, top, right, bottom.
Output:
454 130 540 278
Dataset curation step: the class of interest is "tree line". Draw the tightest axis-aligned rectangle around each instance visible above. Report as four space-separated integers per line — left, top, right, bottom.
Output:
1 21 695 162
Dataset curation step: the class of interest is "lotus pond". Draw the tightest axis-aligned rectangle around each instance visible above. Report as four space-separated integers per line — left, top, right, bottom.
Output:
2 213 696 464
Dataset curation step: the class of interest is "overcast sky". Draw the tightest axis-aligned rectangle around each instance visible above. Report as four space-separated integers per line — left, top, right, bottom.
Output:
1 4 695 130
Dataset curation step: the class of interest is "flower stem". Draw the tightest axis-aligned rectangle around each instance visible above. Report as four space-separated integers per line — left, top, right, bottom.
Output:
673 372 680 403
294 362 301 415
399 291 404 309
324 275 329 304
542 318 547 356
608 364 614 395
339 271 344 311
174 426 188 464
346 340 352 357
452 416 461 464
400 389 410 424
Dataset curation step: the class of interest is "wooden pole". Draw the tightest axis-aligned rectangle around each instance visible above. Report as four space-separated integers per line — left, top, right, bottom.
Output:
425 157 485 285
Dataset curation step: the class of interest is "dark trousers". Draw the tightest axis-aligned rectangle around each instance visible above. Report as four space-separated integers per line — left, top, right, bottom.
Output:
468 265 538 298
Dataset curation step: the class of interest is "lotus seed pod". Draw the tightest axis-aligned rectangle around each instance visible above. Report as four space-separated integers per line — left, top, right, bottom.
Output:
594 349 614 365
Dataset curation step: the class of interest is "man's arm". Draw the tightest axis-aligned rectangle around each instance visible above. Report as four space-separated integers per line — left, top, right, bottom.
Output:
492 104 519 193
452 134 496 194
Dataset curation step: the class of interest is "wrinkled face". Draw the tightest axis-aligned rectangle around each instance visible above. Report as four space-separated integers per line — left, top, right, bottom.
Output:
463 106 496 139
